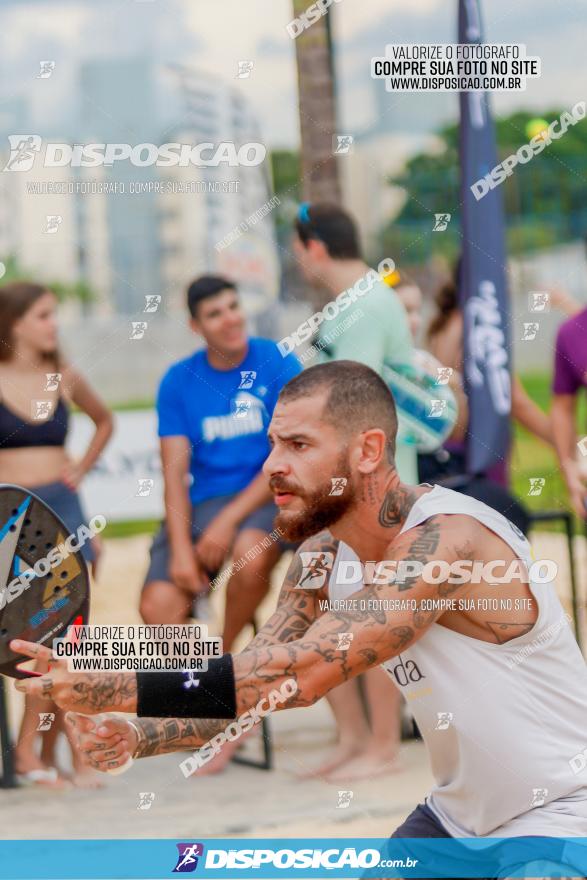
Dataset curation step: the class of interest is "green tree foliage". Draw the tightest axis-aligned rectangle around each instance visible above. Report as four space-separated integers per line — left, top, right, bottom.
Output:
0 254 96 303
383 108 587 262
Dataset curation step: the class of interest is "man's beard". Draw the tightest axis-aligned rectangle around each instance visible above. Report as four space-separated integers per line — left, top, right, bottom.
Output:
272 454 355 543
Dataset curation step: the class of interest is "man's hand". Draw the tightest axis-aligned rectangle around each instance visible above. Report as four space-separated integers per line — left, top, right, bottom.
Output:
11 640 137 714
66 712 136 772
194 510 238 573
170 546 208 594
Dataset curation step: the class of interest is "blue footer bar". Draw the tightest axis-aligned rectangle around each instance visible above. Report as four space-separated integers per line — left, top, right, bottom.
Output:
0 837 586 879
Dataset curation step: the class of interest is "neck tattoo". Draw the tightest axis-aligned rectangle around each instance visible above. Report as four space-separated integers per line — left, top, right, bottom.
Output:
378 486 417 528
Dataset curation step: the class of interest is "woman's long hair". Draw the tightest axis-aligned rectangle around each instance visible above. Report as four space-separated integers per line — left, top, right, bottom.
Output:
427 279 458 340
0 281 61 366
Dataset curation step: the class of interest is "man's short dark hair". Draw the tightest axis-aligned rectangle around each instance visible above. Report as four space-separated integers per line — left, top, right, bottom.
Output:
279 360 397 460
187 275 237 317
295 203 362 260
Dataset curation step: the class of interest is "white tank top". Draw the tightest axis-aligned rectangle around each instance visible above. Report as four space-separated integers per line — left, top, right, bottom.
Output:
327 485 587 837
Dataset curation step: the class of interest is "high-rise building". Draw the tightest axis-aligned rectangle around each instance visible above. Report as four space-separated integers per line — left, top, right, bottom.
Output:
166 64 279 312
79 57 163 314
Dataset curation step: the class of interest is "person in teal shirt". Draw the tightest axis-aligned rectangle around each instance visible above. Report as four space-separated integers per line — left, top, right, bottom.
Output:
293 202 418 484
290 201 415 782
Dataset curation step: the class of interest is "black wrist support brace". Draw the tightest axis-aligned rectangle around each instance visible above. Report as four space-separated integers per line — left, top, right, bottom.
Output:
136 653 237 718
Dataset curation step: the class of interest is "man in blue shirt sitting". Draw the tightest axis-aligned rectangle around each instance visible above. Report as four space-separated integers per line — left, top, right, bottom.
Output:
140 275 301 656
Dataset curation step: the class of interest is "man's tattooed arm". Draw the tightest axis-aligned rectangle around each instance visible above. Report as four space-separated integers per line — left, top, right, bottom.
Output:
131 516 474 758
132 530 338 757
133 716 230 758
246 529 337 648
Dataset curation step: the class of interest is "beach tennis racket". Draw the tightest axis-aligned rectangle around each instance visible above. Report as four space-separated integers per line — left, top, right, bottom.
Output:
382 350 458 453
0 484 90 679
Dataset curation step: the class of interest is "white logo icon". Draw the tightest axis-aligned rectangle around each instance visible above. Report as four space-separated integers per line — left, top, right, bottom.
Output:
144 295 161 313
239 371 256 390
234 400 251 418
528 292 550 312
44 215 62 234
435 367 453 385
37 712 55 731
237 61 254 79
137 792 156 810
183 671 200 690
297 552 335 589
337 790 354 809
136 478 154 497
32 400 52 420
130 321 148 340
530 787 548 807
433 213 451 232
428 399 447 418
435 712 453 731
37 61 56 79
45 372 62 391
333 135 353 155
528 477 545 497
3 134 42 172
329 477 347 496
522 322 539 341
336 633 354 651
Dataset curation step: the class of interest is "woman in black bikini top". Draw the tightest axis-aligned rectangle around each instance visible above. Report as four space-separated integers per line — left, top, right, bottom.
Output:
0 280 113 789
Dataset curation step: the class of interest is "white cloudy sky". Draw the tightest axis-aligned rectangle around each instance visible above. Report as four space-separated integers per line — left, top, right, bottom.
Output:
0 0 585 148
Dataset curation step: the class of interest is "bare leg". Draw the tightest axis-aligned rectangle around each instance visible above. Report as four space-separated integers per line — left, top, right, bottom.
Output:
140 579 193 625
194 532 280 776
222 530 281 651
39 704 60 765
15 659 71 788
297 680 370 779
326 667 401 782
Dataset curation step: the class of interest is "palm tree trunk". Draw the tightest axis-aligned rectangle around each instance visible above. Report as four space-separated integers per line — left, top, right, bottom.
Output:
291 0 342 204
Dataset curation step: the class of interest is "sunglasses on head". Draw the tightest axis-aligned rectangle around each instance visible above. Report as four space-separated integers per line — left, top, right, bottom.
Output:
296 202 323 243
297 202 312 224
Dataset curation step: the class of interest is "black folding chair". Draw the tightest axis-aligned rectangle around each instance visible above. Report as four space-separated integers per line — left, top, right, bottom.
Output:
0 677 16 788
230 618 273 771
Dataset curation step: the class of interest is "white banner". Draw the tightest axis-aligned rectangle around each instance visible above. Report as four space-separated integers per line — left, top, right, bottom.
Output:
68 409 163 522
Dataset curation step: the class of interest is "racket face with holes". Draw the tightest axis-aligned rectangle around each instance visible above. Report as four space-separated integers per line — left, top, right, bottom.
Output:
0 484 90 679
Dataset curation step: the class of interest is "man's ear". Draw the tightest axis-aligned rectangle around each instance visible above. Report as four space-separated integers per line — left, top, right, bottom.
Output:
189 316 201 336
355 429 387 475
306 238 329 262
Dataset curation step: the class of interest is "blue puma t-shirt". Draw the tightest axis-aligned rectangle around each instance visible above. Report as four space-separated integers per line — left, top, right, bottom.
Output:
157 337 301 503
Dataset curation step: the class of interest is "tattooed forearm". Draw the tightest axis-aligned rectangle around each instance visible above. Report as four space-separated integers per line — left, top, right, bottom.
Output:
250 597 315 647
248 530 337 650
133 716 229 757
71 674 137 712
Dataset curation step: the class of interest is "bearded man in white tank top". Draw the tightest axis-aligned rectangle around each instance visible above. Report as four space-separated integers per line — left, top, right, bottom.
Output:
14 362 587 855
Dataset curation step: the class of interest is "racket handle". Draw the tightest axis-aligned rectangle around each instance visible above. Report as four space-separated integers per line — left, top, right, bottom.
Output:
105 755 134 775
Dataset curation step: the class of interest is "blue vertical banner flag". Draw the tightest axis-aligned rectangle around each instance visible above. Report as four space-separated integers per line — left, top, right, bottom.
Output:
458 0 512 477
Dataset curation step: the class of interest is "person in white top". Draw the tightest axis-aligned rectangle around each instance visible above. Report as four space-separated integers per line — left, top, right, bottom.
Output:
14 361 587 845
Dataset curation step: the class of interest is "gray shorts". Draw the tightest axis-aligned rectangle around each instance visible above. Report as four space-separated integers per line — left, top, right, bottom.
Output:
144 493 280 587
30 480 96 563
